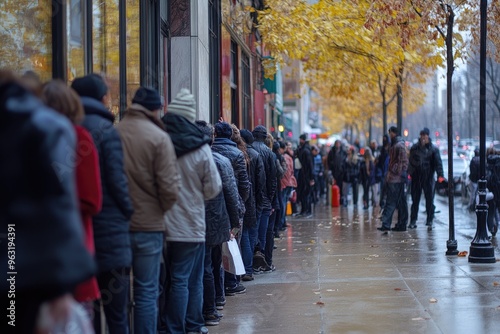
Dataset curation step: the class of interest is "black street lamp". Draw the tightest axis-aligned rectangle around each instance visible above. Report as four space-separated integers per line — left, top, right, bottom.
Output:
469 0 496 263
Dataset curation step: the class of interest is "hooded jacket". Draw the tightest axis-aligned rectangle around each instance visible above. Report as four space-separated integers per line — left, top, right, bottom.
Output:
80 96 134 273
162 113 222 242
244 144 266 227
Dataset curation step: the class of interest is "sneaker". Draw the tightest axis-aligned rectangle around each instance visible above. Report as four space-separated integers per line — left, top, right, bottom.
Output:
261 264 276 273
204 314 220 326
408 222 417 229
215 297 225 310
241 274 254 281
391 225 407 232
225 284 246 296
187 326 209 334
253 266 262 275
377 226 390 231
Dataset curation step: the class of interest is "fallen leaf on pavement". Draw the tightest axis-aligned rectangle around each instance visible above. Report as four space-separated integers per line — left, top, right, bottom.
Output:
412 317 425 321
316 301 325 306
493 282 500 286
363 257 372 261
394 288 402 291
458 251 468 257
429 298 438 303
310 240 316 244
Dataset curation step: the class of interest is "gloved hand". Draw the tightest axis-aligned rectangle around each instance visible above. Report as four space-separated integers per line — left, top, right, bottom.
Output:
438 176 445 183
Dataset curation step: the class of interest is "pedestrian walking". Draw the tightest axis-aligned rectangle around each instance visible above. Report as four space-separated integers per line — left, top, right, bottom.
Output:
377 126 409 232
117 86 181 334
361 147 379 209
71 74 135 334
161 88 222 334
296 134 314 217
408 127 444 230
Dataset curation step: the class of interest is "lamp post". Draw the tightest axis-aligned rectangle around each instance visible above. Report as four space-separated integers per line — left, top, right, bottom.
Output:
469 0 495 263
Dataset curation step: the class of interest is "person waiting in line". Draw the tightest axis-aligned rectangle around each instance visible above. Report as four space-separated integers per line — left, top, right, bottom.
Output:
377 126 409 232
278 141 297 232
376 134 390 214
196 120 241 326
161 89 221 334
41 80 103 320
71 74 135 334
296 134 315 217
408 127 444 231
468 149 480 211
311 145 324 206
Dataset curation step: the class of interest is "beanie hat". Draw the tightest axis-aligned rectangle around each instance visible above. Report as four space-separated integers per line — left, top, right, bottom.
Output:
168 88 197 122
240 129 254 144
252 125 268 139
132 86 163 111
299 133 307 141
71 74 108 101
214 122 233 139
420 127 430 136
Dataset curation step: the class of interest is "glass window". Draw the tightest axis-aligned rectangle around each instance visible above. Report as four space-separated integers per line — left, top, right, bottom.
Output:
67 0 85 81
0 0 53 81
126 0 140 106
209 0 221 123
230 40 239 125
221 26 232 121
241 52 251 129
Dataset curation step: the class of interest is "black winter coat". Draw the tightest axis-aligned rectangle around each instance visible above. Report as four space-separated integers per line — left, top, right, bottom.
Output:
252 140 277 211
212 137 251 204
408 140 443 181
205 152 240 246
80 97 133 273
0 83 95 298
244 145 266 227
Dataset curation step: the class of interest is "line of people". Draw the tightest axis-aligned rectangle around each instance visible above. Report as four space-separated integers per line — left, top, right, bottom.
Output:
0 70 307 334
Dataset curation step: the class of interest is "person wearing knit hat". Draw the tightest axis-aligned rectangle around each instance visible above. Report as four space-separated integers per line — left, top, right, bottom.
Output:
132 86 163 111
252 125 268 139
167 88 197 122
240 129 254 144
71 73 109 102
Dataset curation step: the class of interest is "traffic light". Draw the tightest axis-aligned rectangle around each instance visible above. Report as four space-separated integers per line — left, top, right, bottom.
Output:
435 131 439 137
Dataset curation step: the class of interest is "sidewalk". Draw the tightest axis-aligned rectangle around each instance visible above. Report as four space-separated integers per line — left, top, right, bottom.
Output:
213 204 500 334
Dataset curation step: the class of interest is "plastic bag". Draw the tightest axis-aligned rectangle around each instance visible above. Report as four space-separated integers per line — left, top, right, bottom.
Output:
221 239 245 275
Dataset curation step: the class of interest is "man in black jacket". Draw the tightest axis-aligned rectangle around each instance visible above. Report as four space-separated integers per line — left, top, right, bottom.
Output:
71 74 134 333
297 134 315 217
408 128 444 230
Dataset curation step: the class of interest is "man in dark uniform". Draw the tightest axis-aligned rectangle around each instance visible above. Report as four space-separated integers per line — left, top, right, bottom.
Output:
408 127 444 231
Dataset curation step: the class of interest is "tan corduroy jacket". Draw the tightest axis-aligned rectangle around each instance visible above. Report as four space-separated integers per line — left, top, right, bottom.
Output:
116 104 180 232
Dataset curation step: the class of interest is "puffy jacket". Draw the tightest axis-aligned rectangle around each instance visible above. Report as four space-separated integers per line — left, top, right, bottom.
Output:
163 113 222 242
117 105 180 232
205 152 240 246
408 139 443 180
0 83 95 297
212 137 251 203
80 97 133 273
252 140 277 211
386 136 409 184
244 145 265 227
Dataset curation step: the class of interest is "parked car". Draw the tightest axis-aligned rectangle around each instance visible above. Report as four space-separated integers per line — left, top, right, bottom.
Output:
435 156 469 203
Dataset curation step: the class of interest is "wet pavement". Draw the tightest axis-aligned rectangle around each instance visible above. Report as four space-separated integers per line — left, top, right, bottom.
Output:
212 201 500 334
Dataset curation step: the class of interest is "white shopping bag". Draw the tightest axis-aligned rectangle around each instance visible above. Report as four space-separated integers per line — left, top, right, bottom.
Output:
221 239 245 275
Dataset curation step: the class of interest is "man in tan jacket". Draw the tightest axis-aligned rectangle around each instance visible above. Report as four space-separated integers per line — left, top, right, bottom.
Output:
116 86 180 334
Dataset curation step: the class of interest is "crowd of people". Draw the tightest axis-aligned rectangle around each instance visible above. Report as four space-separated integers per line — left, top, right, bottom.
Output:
3 68 499 334
0 70 325 334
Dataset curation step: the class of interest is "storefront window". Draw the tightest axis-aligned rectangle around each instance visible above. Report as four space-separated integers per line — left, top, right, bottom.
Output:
0 0 52 81
93 0 120 117
67 0 85 81
221 26 232 121
126 0 140 105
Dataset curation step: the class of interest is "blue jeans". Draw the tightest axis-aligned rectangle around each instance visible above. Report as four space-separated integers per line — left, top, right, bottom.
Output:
165 242 205 334
130 232 163 334
257 209 272 251
381 182 408 229
203 244 222 316
241 226 254 275
280 187 292 229
94 267 130 334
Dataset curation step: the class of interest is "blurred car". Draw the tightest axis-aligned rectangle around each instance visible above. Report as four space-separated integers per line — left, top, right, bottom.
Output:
435 156 469 202
456 138 477 159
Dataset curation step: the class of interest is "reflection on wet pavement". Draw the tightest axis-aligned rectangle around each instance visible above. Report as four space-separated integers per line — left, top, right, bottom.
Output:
213 203 500 334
